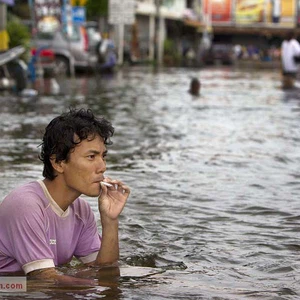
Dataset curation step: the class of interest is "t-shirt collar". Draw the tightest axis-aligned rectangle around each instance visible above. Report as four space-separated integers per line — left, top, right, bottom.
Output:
37 180 70 217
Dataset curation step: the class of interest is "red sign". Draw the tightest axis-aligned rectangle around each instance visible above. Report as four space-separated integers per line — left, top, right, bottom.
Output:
203 0 232 23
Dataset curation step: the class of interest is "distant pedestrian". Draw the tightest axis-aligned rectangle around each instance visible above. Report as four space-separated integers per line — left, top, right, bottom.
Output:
97 39 117 73
281 31 300 89
189 78 201 96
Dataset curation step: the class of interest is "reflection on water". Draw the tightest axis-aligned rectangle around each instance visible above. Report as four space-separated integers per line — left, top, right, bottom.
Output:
1 66 300 299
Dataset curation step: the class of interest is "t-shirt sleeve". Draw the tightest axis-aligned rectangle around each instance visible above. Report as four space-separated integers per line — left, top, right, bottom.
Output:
0 194 55 274
74 202 101 264
293 40 300 55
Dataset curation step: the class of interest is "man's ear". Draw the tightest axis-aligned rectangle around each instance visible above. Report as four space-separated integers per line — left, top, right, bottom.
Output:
50 155 64 174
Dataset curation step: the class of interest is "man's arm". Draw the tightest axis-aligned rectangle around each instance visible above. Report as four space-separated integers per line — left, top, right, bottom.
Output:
95 217 119 265
28 179 129 282
28 267 97 286
28 265 120 286
94 179 130 266
294 40 300 55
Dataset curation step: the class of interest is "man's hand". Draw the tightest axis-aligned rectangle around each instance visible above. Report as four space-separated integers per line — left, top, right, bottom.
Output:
28 266 120 287
95 178 130 266
28 267 96 286
98 178 130 220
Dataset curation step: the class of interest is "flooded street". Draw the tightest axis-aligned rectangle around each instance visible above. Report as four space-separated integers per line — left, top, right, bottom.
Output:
0 66 300 299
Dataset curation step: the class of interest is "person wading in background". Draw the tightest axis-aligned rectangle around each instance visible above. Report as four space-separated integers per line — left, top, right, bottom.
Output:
281 31 300 89
189 78 201 96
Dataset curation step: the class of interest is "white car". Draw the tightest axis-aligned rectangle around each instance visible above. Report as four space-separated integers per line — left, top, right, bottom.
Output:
34 24 101 76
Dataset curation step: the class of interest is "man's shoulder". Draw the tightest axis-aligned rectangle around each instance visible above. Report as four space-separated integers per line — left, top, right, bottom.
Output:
1 181 46 211
291 39 300 45
5 180 42 197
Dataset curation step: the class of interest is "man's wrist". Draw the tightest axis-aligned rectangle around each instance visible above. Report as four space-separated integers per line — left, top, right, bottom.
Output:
100 214 119 227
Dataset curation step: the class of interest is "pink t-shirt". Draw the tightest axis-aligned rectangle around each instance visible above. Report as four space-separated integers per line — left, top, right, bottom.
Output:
0 180 101 274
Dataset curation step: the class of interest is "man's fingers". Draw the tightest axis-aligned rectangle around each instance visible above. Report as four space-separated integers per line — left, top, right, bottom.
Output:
101 178 130 197
120 185 130 195
99 182 108 196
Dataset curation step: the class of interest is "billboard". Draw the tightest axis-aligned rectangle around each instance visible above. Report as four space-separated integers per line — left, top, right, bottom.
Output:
30 0 73 34
33 0 62 32
203 0 232 23
235 0 265 24
265 0 295 27
280 0 295 26
109 0 135 25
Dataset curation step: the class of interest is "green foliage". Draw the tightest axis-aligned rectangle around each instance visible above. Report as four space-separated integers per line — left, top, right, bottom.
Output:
86 0 108 19
164 38 175 55
7 15 31 61
163 38 182 66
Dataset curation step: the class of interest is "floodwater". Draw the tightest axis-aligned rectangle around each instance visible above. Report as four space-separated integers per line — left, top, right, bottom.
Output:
0 66 300 299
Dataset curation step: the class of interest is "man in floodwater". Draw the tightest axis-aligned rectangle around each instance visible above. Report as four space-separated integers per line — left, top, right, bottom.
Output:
281 30 300 89
0 108 130 283
189 77 201 96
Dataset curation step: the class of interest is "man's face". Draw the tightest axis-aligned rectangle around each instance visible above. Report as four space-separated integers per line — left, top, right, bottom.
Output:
60 134 107 197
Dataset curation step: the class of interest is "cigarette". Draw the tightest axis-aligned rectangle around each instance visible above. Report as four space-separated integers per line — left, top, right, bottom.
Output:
100 182 113 187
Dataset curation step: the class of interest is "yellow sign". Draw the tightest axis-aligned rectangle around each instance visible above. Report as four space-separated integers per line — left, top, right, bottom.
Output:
0 30 9 51
235 0 265 24
265 0 295 27
70 0 87 6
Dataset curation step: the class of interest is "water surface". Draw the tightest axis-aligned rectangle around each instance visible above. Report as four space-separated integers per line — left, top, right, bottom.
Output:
0 66 299 299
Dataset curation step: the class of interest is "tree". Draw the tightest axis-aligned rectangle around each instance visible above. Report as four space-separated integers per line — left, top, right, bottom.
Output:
86 0 108 19
7 14 30 61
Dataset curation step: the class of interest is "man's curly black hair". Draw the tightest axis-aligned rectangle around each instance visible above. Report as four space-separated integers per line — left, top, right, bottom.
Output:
39 108 114 180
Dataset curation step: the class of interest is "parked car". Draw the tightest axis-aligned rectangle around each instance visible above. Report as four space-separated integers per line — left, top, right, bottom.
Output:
202 44 235 65
33 24 101 75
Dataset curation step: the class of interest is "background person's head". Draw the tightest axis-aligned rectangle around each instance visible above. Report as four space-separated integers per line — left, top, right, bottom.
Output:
189 78 201 96
286 30 296 41
39 108 114 180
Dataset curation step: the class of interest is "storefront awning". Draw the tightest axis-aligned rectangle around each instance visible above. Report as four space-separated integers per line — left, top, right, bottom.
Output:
183 19 204 29
212 25 300 37
0 0 14 5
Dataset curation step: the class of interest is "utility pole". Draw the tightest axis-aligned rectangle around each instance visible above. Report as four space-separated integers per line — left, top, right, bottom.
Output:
0 3 6 31
118 23 124 65
0 2 8 52
155 0 163 66
63 0 75 77
149 14 155 61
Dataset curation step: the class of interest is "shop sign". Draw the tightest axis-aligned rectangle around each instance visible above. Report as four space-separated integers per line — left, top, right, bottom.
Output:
203 0 232 23
265 0 295 27
235 0 265 24
109 0 135 25
72 6 86 24
33 0 62 33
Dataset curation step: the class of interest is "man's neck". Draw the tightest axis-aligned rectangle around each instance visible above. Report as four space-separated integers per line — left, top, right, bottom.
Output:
43 178 79 211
